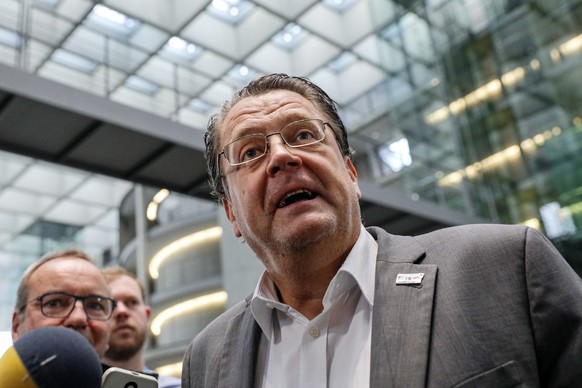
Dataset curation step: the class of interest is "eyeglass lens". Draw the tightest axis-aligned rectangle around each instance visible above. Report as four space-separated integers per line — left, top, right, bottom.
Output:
224 119 325 165
39 292 114 320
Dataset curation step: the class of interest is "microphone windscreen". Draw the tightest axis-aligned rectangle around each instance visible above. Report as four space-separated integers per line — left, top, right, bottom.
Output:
0 326 102 388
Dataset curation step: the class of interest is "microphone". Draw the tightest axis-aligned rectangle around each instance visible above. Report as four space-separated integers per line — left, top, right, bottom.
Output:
0 326 102 388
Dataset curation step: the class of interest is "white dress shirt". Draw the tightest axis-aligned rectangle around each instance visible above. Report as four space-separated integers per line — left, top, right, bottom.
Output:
251 225 378 388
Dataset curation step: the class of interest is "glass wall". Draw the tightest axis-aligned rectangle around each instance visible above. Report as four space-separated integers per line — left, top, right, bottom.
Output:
344 0 582 272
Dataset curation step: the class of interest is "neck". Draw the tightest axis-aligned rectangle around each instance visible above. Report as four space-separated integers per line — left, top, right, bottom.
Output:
102 352 146 373
266 236 357 320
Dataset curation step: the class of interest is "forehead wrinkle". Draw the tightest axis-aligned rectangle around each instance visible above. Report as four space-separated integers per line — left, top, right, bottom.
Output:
30 261 109 297
223 93 320 141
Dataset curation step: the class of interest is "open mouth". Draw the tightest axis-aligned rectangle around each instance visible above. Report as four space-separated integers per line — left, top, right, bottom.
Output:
278 189 316 208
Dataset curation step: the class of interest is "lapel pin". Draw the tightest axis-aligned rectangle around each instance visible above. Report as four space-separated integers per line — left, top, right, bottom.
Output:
395 273 424 285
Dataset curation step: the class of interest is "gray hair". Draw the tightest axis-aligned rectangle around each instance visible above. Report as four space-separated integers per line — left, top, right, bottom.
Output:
204 73 353 203
15 248 98 311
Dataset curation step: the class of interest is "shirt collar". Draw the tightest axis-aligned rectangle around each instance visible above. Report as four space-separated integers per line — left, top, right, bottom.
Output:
251 225 378 337
331 224 377 307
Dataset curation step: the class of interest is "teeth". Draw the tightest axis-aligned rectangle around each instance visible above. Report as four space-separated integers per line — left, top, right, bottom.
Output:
278 190 313 208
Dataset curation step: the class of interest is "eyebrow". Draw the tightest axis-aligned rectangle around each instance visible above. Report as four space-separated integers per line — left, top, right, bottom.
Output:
230 125 265 139
230 116 313 139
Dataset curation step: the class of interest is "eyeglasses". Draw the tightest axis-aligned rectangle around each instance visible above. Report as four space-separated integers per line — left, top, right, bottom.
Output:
219 118 328 167
21 292 117 321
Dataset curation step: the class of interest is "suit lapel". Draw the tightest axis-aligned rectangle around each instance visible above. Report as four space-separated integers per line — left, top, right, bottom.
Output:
371 263 437 387
367 227 437 388
218 302 262 388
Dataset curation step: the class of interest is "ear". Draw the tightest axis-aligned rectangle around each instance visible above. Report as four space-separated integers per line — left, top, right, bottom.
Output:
223 199 242 238
346 158 362 199
11 309 22 341
144 305 152 322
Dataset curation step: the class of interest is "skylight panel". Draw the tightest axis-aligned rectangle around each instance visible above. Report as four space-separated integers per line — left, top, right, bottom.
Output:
207 0 254 24
162 37 203 63
32 0 61 9
51 49 98 73
227 64 258 85
322 0 358 13
125 75 160 95
0 26 22 48
272 23 307 50
188 98 214 113
86 4 140 39
328 51 357 73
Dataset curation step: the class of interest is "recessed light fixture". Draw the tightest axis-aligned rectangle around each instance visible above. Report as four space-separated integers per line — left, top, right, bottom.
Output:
162 36 203 63
272 23 307 50
86 4 140 38
322 0 358 13
227 64 257 85
207 0 254 24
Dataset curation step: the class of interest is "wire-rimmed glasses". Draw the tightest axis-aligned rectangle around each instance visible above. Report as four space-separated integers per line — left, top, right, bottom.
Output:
219 118 328 167
20 292 117 321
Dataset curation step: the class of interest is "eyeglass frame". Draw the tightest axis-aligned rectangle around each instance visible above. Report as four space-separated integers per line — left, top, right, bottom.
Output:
19 291 117 321
218 118 330 168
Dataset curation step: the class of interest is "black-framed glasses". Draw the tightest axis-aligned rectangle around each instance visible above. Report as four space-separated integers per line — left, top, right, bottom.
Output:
219 118 328 167
20 292 117 321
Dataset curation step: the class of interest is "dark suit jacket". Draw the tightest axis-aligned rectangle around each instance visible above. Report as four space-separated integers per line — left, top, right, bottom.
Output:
182 224 582 387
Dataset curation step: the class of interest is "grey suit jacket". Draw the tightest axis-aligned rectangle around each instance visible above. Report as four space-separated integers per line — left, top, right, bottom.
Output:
182 224 582 387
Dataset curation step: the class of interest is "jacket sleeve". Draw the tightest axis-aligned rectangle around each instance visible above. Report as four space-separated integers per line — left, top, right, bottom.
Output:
525 227 582 386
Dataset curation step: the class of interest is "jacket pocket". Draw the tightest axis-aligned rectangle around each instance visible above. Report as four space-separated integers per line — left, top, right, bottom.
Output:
452 360 523 388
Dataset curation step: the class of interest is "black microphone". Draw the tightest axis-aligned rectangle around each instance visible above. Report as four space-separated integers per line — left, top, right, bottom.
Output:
0 326 102 388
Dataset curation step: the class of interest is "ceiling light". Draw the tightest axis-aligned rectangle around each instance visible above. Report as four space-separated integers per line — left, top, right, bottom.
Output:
227 64 257 85
149 226 223 279
86 4 140 38
272 23 307 50
208 0 254 24
146 189 169 222
162 37 203 63
322 0 358 13
150 291 228 335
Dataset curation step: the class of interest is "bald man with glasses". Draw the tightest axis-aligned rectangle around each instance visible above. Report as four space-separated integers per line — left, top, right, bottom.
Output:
12 249 115 358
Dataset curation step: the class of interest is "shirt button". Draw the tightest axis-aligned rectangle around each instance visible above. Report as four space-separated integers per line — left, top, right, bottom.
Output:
309 327 320 338
265 302 274 309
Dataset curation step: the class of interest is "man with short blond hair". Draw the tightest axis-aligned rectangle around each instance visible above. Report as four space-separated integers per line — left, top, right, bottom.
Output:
102 266 180 388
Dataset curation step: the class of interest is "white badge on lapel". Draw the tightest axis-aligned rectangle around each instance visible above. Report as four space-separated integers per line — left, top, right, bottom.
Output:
395 273 425 285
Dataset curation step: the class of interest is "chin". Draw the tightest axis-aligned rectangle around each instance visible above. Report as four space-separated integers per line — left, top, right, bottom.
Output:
278 219 335 249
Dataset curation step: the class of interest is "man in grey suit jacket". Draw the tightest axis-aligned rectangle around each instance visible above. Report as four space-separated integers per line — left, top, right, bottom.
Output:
183 73 582 387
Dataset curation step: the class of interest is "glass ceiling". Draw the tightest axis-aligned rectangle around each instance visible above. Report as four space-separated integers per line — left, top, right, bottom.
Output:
0 0 393 129
0 0 400 330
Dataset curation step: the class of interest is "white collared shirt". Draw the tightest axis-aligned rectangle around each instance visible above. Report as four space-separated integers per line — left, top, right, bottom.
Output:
251 225 378 388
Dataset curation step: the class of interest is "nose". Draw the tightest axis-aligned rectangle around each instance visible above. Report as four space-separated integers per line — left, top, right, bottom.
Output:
265 136 301 176
65 300 88 327
113 301 129 316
